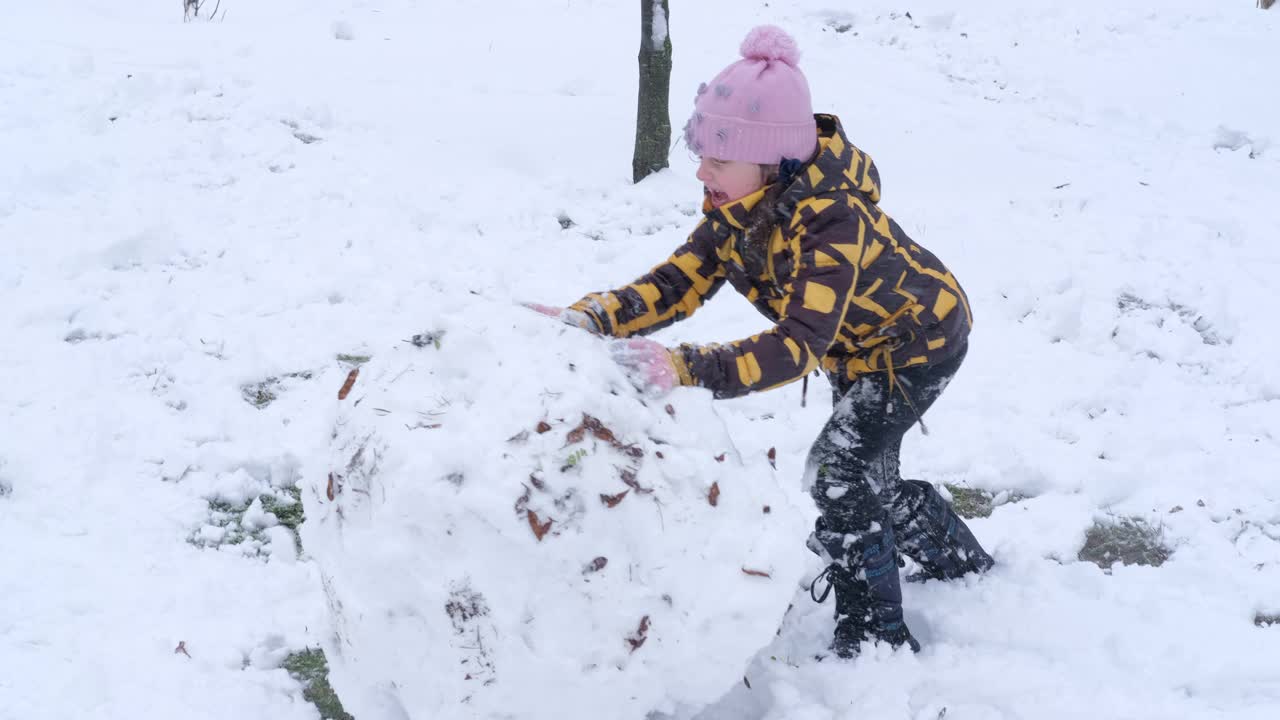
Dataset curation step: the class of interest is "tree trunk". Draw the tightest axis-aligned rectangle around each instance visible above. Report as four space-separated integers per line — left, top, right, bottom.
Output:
633 0 672 183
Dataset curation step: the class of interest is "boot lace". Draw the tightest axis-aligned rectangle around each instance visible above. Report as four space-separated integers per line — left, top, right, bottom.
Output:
809 563 841 603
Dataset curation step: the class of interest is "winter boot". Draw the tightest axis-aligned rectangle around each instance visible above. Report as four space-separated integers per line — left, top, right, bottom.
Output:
893 479 995 582
809 563 870 656
809 522 921 658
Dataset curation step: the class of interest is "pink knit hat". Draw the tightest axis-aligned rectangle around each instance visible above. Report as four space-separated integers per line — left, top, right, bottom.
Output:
683 26 818 164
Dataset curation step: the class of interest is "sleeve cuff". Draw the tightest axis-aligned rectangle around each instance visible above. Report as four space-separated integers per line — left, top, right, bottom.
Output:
568 294 614 336
668 348 695 387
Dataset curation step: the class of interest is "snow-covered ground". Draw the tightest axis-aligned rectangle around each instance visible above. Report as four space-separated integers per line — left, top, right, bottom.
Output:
3 1 1279 718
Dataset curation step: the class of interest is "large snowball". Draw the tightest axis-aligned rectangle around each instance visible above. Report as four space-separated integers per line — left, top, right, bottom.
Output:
301 306 812 719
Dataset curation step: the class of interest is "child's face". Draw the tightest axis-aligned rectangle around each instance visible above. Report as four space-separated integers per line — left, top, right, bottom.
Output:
696 156 766 208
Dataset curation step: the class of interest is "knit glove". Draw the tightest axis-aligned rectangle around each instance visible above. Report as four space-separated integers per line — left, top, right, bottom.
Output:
609 338 679 395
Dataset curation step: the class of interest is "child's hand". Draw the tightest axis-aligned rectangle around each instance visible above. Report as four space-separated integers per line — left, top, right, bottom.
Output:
522 302 599 334
524 302 563 318
610 338 679 395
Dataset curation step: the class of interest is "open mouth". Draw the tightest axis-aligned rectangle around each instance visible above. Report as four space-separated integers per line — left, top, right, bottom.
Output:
707 188 730 206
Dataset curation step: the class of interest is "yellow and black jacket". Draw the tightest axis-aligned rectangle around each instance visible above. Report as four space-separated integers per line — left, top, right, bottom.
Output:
570 114 972 399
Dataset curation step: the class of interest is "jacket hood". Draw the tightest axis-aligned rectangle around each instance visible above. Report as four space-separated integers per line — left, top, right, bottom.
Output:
779 113 881 206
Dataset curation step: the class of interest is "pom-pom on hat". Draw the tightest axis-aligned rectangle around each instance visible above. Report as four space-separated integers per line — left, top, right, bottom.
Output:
683 25 818 165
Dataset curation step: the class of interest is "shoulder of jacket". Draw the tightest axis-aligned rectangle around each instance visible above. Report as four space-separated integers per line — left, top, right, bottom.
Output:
789 194 858 238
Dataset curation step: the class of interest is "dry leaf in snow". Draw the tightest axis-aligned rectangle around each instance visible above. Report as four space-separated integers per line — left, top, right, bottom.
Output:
582 415 616 443
627 615 651 653
338 368 359 400
619 469 653 495
600 490 629 508
527 510 552 541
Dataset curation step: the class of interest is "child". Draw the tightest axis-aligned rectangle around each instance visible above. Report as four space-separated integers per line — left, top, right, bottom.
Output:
529 25 993 658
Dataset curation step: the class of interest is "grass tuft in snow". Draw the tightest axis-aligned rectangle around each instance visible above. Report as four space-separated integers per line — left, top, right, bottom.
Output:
1078 516 1172 570
261 486 305 531
823 15 855 34
242 382 279 409
262 486 306 556
444 582 497 683
1255 613 1280 628
282 648 353 720
280 120 323 145
445 584 490 630
1116 292 1223 346
189 487 305 557
942 483 1027 519
240 371 314 409
336 354 372 366
64 328 115 344
944 484 994 518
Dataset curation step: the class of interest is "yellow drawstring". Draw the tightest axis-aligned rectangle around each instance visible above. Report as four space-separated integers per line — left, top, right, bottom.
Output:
872 345 929 436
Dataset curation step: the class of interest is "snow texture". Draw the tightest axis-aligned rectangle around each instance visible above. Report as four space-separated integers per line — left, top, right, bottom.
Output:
651 0 669 50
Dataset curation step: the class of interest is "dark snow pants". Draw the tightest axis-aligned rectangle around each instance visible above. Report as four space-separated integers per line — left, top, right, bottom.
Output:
805 342 991 634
